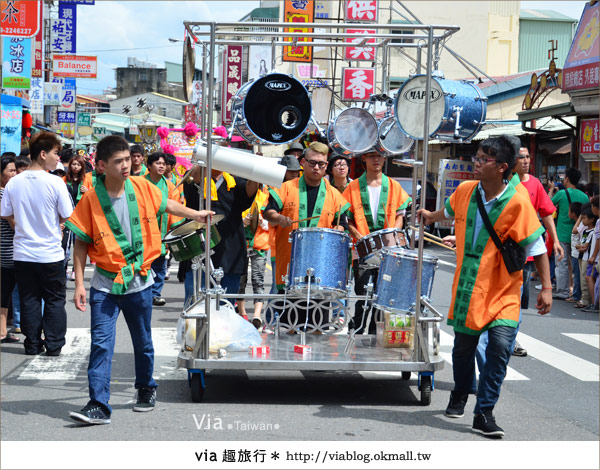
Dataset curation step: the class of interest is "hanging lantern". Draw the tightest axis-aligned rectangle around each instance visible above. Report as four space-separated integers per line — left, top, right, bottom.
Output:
22 110 33 130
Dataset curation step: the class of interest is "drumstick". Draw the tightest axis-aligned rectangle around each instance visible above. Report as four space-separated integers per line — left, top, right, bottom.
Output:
408 225 456 252
426 238 456 252
336 204 342 227
290 215 321 225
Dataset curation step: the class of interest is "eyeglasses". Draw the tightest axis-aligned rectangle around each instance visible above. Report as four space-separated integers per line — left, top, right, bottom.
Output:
471 156 498 165
305 160 328 169
332 162 348 168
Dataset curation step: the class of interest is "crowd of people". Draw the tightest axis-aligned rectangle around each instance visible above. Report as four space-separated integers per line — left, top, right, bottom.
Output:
1 131 598 438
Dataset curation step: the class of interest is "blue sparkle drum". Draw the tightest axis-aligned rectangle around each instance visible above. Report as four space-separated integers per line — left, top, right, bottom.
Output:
327 107 378 156
374 248 438 312
394 75 487 142
287 228 351 299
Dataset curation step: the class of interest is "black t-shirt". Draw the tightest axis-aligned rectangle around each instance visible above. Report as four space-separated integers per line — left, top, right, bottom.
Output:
265 181 348 228
183 175 254 275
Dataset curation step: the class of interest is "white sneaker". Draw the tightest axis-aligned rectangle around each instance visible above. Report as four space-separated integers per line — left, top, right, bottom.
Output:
534 284 542 290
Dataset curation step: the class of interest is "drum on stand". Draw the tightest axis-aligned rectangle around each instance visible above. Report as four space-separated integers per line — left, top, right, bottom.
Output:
394 74 487 142
230 73 312 145
327 107 378 156
162 215 225 262
374 248 438 313
355 228 407 267
374 116 414 156
286 228 351 299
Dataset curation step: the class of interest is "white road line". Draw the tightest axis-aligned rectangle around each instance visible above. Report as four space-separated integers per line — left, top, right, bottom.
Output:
152 327 187 380
19 328 90 381
517 332 599 382
438 330 529 381
561 333 600 349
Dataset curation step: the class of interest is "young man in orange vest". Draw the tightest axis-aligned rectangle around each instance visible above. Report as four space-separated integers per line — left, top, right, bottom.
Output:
66 135 212 425
418 136 552 438
263 142 349 328
144 151 184 306
343 151 411 334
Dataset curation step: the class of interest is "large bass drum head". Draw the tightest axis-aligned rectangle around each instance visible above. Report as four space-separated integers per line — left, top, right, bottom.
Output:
394 75 445 140
329 108 378 154
242 73 312 144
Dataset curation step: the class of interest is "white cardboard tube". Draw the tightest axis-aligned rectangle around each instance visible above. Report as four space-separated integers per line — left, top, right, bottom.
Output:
193 143 286 188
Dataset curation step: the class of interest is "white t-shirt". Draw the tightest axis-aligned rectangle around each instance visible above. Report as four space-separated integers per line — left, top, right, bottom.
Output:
1 170 73 263
367 184 381 221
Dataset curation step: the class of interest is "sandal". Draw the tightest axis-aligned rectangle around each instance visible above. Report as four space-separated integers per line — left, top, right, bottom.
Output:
251 317 262 329
565 297 577 303
0 334 20 343
574 301 586 308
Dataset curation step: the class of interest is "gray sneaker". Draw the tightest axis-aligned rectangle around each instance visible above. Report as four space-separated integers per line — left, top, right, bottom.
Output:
133 387 156 412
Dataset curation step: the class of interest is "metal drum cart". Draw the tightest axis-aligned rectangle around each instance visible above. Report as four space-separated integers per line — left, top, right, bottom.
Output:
174 12 482 405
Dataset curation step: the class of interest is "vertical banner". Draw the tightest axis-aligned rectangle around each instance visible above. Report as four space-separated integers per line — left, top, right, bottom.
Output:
341 67 375 101
52 2 77 53
248 45 272 80
345 0 378 22
31 4 43 77
2 37 32 89
0 0 41 38
30 77 44 114
344 28 376 61
436 159 476 228
580 118 599 155
283 0 314 63
221 45 243 125
0 102 23 154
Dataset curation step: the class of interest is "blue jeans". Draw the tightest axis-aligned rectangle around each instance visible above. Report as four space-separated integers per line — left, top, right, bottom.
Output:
184 270 241 305
269 258 278 295
453 326 518 414
12 285 20 329
150 255 167 298
88 286 157 413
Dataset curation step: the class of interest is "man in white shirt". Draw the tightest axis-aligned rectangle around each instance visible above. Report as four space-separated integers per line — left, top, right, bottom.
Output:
1 132 73 356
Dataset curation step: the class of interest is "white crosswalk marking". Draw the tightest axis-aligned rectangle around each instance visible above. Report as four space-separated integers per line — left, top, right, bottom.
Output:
562 333 600 349
438 329 529 381
19 328 91 381
517 332 599 382
152 327 187 380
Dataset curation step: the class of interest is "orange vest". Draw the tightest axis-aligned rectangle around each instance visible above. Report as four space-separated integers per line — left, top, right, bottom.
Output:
269 177 350 289
242 186 270 252
65 176 166 292
342 175 411 241
446 181 544 334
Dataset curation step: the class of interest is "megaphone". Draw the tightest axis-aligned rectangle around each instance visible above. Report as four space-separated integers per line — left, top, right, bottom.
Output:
193 142 286 188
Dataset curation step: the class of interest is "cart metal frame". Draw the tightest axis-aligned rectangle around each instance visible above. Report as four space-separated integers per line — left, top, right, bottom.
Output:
176 15 460 404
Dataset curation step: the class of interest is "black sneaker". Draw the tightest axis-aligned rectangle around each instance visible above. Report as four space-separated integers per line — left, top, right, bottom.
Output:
70 402 111 425
152 297 166 306
472 409 504 438
445 392 468 418
133 387 156 412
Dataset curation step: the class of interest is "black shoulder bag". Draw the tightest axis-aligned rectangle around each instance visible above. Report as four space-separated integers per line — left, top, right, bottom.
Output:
475 189 527 273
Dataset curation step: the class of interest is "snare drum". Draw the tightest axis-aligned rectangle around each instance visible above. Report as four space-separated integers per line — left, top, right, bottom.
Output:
374 116 414 156
355 228 407 267
287 228 351 299
231 73 312 145
162 215 224 262
327 108 378 156
374 248 438 312
394 75 487 142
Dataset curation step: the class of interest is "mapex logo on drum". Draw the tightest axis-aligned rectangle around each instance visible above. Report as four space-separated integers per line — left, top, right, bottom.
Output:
403 87 442 103
265 80 292 91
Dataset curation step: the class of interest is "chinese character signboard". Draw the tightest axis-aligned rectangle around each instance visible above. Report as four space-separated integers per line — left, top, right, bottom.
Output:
30 77 44 114
221 45 242 125
52 2 77 53
2 37 31 88
0 101 23 154
436 159 476 228
283 0 314 63
44 82 61 105
57 111 76 123
0 0 41 38
341 67 375 101
562 2 599 92
344 29 376 61
345 0 378 22
31 10 43 78
52 54 97 78
77 112 90 126
580 118 599 155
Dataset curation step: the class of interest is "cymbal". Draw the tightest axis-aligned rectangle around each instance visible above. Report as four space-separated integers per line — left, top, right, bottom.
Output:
175 164 199 190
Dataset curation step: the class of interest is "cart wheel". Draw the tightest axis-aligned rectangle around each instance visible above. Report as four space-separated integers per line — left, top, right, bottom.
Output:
420 375 432 406
191 373 205 403
401 371 411 381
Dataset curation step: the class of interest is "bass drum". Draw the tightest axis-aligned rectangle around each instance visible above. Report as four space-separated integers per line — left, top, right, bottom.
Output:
374 116 414 156
231 73 312 145
327 107 378 156
394 75 487 142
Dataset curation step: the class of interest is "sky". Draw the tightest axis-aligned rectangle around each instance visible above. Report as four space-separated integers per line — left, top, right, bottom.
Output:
73 0 589 96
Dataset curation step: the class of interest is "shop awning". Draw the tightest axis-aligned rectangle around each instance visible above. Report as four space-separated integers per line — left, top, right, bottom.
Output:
517 102 576 122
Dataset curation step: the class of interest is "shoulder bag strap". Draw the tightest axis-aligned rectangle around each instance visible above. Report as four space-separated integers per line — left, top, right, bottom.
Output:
475 188 503 251
564 188 572 206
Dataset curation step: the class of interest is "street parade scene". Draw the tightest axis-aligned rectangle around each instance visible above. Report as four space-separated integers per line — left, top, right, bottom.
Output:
0 1 599 469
